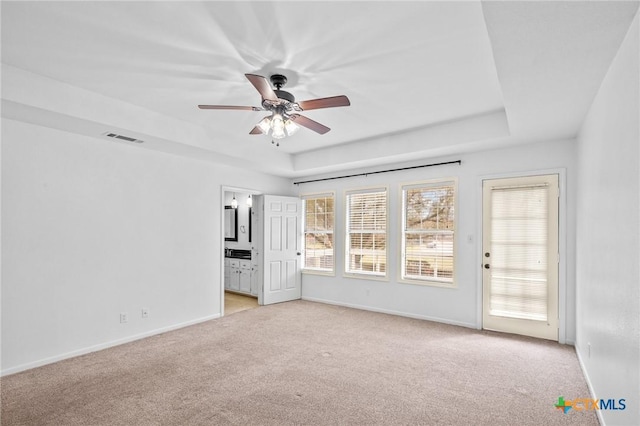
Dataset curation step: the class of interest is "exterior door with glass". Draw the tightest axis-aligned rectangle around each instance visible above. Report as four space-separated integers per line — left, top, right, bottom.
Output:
482 174 559 340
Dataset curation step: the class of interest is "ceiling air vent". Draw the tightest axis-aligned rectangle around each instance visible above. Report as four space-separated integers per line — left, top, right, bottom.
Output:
104 132 144 144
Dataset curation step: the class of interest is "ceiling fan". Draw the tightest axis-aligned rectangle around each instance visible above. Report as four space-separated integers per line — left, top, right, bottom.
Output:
198 74 350 144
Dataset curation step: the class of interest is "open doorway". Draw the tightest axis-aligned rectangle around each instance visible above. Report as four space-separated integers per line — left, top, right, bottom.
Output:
220 190 303 317
221 187 261 317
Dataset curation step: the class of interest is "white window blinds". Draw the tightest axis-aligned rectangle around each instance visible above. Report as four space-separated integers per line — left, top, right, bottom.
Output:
302 194 335 272
489 184 549 321
345 189 387 276
401 181 456 283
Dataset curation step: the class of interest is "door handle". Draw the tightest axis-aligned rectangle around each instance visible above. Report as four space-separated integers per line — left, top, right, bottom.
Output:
484 264 490 269
297 252 301 256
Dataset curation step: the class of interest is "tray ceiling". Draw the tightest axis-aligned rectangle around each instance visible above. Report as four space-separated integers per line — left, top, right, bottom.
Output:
2 1 637 177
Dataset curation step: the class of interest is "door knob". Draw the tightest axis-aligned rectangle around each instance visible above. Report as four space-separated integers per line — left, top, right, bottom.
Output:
484 264 490 269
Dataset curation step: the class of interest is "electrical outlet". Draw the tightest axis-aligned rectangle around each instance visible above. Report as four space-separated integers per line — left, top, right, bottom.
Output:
141 308 149 319
120 312 128 323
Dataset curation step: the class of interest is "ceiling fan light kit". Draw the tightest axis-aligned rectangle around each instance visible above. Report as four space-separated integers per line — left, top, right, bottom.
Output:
256 108 300 140
198 73 350 144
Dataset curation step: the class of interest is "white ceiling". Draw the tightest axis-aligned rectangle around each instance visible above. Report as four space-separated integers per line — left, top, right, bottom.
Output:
1 1 638 177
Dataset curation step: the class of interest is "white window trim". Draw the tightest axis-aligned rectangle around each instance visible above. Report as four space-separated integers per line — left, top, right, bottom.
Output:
398 178 458 288
301 191 336 276
343 186 389 281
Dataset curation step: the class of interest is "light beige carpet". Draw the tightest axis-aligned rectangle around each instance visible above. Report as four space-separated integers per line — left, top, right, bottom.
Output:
1 300 596 425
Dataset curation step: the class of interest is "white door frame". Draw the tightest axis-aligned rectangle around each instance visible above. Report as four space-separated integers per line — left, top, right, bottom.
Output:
475 168 568 344
220 185 261 317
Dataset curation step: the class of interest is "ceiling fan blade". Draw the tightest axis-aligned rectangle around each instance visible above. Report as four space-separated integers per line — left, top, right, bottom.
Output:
298 95 351 111
198 105 262 111
245 74 279 102
289 114 331 135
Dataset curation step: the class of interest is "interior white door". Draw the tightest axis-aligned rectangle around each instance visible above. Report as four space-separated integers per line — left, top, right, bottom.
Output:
262 195 302 305
482 174 559 340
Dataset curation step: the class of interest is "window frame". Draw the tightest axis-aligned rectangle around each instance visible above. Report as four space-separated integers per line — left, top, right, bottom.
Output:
399 178 458 287
344 186 389 281
301 192 336 276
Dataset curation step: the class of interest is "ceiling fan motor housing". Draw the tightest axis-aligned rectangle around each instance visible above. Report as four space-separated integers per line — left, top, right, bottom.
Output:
274 89 295 103
270 74 295 103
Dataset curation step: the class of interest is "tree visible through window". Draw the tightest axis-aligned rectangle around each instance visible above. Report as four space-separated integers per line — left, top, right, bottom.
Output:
346 188 387 277
402 180 456 284
302 194 334 273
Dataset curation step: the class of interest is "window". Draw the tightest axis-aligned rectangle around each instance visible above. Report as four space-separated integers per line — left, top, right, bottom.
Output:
401 180 456 285
302 193 335 273
345 188 387 277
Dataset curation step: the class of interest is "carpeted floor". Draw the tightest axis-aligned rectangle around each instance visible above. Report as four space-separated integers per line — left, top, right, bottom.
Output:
1 300 597 425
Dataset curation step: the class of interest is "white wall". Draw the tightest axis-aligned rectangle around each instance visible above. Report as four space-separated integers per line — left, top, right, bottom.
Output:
1 119 292 375
576 12 639 426
296 138 577 341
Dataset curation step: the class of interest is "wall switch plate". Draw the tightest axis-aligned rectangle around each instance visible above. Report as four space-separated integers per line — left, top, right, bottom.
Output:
120 312 128 323
141 308 149 319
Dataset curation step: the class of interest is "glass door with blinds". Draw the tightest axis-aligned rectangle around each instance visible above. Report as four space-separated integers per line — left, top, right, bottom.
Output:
482 174 559 340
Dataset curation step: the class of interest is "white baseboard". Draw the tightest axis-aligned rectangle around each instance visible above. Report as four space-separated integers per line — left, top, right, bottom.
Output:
1 313 221 377
302 296 477 329
575 345 606 425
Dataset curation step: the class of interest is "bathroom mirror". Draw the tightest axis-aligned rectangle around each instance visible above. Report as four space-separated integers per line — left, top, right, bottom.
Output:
224 206 238 241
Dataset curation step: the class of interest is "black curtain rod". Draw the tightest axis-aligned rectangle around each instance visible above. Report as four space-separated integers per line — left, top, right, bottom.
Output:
293 160 462 185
